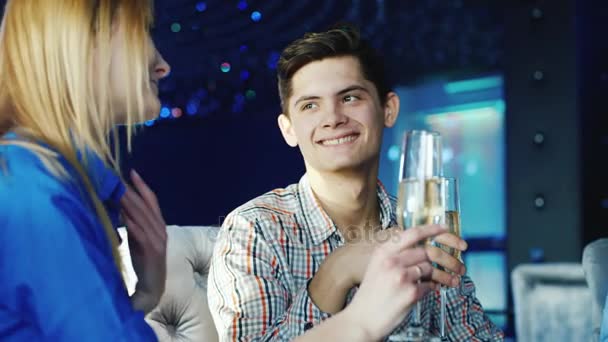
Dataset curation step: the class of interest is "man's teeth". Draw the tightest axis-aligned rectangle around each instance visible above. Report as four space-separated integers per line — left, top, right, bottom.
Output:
322 135 357 146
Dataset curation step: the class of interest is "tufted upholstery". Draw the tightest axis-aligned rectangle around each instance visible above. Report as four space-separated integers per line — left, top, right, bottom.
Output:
118 225 219 342
511 263 593 342
582 238 608 341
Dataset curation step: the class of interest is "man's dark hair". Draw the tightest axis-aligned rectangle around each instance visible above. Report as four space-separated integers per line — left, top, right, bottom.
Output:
277 24 390 114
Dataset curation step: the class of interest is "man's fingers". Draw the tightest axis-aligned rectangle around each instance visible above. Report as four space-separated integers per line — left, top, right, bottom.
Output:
412 281 435 301
433 232 467 251
399 261 433 283
416 262 433 281
427 245 466 276
431 267 461 288
393 247 428 269
386 225 444 254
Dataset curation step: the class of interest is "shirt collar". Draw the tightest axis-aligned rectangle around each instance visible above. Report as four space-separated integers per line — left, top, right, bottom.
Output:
84 152 125 228
298 173 396 246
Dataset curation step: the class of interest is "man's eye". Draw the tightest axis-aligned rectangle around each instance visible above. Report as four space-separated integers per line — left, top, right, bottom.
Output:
302 103 317 111
343 95 360 102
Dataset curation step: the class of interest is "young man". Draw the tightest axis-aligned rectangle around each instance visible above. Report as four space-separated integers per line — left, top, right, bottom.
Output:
208 25 504 341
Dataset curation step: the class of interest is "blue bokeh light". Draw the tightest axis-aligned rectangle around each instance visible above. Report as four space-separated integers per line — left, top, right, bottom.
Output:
266 51 280 70
387 145 400 161
220 62 231 73
196 2 207 12
234 93 245 104
160 107 171 118
251 11 262 22
171 23 181 33
187 98 200 115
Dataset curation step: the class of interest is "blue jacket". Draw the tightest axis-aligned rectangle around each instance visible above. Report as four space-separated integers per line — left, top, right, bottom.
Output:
0 134 156 341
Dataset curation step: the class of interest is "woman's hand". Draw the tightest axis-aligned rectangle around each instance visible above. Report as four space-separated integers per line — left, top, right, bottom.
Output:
120 170 167 314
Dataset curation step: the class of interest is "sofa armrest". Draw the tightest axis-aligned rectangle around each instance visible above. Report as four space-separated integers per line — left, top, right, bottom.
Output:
511 263 593 342
583 238 608 340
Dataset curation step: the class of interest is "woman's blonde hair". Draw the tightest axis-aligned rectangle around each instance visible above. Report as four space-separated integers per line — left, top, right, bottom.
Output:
0 0 156 272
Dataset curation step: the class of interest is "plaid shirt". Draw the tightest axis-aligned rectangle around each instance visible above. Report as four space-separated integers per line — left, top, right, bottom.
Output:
208 175 504 341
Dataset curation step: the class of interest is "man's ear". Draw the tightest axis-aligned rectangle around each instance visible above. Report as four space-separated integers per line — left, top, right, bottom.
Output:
383 92 400 128
278 114 298 147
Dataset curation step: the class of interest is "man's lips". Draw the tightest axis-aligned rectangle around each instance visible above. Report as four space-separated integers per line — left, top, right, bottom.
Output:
317 133 360 146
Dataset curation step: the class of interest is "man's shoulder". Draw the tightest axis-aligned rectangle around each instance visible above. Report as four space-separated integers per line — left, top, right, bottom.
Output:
226 182 302 225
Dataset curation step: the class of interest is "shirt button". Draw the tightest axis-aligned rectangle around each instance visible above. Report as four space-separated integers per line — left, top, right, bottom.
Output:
304 322 314 331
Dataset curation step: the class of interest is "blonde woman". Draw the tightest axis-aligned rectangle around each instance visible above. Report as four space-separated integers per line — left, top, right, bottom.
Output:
0 0 170 340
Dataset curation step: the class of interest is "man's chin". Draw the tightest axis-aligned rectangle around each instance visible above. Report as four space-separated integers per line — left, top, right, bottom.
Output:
315 161 364 174
308 155 378 175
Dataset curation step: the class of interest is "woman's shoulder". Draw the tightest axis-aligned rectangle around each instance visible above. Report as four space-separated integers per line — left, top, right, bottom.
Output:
0 143 78 215
0 142 62 190
0 144 99 247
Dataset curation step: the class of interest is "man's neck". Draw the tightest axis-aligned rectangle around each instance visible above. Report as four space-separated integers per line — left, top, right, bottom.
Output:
307 165 381 242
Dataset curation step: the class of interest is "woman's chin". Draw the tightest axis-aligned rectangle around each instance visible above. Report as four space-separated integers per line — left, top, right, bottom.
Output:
112 111 156 125
111 98 160 125
145 100 161 121
142 109 159 122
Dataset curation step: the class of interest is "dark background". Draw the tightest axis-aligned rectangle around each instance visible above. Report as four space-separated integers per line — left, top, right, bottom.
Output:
133 0 505 226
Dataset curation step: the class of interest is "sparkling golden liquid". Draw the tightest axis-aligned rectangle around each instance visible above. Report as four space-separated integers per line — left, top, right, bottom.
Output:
396 178 444 246
443 210 462 262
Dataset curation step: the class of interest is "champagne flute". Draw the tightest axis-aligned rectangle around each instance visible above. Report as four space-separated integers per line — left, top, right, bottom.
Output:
437 177 461 341
397 130 444 342
399 131 443 181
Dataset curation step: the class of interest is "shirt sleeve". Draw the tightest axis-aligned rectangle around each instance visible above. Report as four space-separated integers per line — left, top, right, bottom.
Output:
0 183 157 341
208 212 330 342
440 275 504 341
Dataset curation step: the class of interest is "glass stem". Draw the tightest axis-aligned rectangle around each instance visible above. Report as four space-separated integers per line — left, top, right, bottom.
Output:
413 296 422 326
440 285 447 339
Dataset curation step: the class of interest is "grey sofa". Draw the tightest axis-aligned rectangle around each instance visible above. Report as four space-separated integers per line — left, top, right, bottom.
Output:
118 226 220 342
583 238 608 341
511 238 608 342
511 262 593 342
